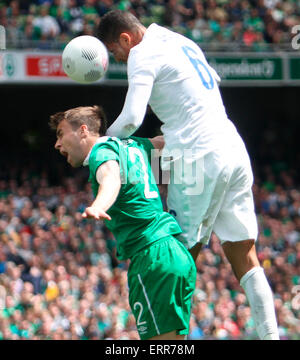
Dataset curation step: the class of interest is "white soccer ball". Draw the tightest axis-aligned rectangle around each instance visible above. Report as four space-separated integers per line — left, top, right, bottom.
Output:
62 35 109 84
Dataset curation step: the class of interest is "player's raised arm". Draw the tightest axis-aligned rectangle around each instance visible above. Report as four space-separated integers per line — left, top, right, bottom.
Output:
98 10 154 139
82 160 121 221
106 63 154 138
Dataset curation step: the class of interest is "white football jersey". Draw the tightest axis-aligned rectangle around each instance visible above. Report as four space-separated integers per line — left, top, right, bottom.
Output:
107 24 246 161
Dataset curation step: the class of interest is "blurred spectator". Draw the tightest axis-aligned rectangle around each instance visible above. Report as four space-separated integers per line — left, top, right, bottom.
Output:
67 0 84 35
32 4 60 40
243 25 257 47
96 0 113 17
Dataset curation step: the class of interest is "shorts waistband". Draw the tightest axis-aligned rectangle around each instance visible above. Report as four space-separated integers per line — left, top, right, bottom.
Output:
130 236 177 261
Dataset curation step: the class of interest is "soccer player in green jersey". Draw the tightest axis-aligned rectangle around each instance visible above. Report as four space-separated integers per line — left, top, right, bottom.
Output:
49 105 196 340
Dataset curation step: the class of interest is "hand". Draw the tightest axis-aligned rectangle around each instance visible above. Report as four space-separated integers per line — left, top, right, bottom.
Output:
82 206 111 221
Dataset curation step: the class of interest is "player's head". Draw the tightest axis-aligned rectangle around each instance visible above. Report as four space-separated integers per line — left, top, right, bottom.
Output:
97 10 145 63
49 105 107 167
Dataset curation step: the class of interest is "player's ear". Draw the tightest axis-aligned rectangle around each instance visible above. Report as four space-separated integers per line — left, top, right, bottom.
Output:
79 124 89 137
119 32 132 48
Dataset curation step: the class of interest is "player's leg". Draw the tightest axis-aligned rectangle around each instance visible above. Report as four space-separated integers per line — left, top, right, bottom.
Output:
214 155 279 340
222 240 279 340
222 239 259 281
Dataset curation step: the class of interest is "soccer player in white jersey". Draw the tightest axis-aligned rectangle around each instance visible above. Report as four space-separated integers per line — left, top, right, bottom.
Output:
97 10 279 340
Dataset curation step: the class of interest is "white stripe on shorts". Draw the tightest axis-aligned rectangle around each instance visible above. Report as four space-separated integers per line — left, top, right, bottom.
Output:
137 274 160 335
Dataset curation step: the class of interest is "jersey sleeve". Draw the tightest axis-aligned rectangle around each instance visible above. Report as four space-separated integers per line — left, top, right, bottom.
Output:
127 47 158 86
89 143 120 180
105 49 158 139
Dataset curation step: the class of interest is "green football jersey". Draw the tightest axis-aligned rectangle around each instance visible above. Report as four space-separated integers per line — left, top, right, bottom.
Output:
86 136 181 260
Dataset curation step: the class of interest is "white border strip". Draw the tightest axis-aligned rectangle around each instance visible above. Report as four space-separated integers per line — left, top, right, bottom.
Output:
137 273 160 335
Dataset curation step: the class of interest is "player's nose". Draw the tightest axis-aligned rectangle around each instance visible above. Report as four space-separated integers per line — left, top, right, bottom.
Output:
55 139 61 150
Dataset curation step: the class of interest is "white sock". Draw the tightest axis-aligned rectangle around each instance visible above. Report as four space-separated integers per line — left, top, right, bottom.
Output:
240 266 280 340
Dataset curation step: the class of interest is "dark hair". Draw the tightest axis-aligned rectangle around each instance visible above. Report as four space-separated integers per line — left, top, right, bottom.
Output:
49 105 107 136
97 10 142 44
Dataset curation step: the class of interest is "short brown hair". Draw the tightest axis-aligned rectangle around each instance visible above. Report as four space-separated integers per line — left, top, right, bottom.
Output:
97 10 142 44
49 105 107 136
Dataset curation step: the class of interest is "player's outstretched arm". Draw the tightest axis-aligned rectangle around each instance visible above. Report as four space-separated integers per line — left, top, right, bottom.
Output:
82 160 121 221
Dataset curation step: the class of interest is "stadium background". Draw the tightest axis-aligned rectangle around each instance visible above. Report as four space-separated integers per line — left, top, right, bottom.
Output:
0 0 300 340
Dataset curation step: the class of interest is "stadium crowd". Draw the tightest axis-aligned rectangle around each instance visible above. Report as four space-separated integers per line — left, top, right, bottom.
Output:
0 0 299 51
0 150 299 340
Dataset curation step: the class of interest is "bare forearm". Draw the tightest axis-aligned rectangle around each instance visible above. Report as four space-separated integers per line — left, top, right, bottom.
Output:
82 160 121 221
92 176 120 212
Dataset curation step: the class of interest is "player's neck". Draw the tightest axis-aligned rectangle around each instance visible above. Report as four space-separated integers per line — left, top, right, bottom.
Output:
85 136 99 154
132 26 146 46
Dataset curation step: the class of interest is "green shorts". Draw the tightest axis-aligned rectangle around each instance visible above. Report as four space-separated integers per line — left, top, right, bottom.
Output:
128 236 196 340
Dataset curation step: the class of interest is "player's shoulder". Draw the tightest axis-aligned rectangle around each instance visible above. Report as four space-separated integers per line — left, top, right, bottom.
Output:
129 40 153 65
90 136 121 156
94 136 121 146
93 136 151 154
130 24 165 56
128 136 153 149
88 137 121 169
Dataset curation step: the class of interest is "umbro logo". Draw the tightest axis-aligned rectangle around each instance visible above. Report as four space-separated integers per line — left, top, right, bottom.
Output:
138 325 147 334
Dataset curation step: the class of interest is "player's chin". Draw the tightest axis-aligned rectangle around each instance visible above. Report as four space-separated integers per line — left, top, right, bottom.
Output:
68 157 82 168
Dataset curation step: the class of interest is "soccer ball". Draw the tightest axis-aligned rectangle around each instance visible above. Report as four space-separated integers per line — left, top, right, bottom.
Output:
62 35 109 84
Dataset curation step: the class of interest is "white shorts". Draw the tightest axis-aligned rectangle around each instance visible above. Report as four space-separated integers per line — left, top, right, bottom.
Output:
166 145 258 250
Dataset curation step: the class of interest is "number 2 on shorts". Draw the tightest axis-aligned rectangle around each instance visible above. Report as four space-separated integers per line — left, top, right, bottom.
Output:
134 302 146 326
